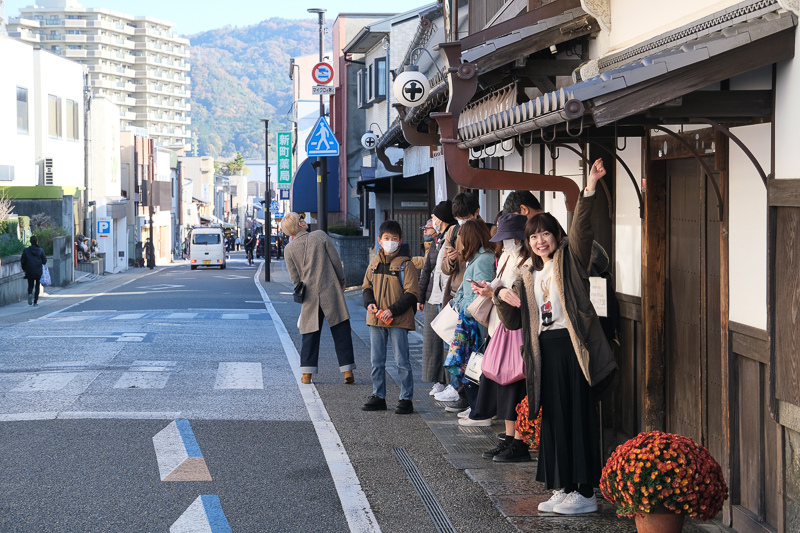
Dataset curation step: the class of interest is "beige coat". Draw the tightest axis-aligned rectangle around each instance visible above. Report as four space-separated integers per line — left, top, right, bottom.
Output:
285 230 350 335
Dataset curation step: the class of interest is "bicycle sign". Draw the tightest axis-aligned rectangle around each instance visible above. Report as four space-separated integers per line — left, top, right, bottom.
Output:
312 62 334 85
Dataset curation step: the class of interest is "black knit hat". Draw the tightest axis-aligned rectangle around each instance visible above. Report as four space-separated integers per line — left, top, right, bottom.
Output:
432 200 456 225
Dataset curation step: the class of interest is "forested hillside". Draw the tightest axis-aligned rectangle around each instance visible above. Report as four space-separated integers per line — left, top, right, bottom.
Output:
186 18 328 159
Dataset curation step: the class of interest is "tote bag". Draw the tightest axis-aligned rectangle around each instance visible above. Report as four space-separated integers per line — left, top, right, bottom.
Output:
431 301 459 344
40 265 52 287
481 323 525 385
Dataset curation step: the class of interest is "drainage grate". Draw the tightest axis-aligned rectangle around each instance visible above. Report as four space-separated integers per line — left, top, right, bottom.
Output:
392 447 458 533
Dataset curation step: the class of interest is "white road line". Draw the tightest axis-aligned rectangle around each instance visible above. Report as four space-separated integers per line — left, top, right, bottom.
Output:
167 313 198 319
253 263 381 533
114 371 171 389
220 314 248 320
111 313 146 320
213 362 263 389
11 372 80 391
0 411 182 421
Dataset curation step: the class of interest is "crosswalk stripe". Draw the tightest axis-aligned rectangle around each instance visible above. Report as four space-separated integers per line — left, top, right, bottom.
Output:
11 372 80 391
167 313 198 319
170 495 231 533
111 313 146 320
213 362 263 389
114 360 177 389
220 314 248 320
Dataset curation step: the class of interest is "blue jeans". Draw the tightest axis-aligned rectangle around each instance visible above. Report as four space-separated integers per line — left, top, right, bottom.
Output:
369 326 413 401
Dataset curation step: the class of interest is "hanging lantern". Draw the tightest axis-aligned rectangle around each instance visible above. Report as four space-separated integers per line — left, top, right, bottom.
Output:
393 65 429 107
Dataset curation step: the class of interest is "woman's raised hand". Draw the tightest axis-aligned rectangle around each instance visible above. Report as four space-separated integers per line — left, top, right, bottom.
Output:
497 287 521 308
587 158 606 192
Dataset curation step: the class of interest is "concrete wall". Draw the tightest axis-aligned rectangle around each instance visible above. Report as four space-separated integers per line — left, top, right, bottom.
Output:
0 37 36 186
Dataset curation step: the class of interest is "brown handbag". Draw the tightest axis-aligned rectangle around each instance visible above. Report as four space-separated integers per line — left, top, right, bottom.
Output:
466 258 508 327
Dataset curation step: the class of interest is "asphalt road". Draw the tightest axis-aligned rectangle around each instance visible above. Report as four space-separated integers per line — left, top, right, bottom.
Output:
0 252 516 533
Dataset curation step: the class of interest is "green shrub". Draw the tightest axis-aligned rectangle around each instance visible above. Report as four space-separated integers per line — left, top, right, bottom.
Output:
32 226 69 255
0 219 19 237
328 222 361 236
0 237 24 258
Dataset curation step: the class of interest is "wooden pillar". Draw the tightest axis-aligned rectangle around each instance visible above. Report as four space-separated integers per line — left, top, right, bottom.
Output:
716 131 735 525
642 133 667 432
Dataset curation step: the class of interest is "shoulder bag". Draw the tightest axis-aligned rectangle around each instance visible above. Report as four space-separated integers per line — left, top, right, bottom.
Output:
292 235 308 303
431 300 459 344
464 340 488 384
480 322 525 385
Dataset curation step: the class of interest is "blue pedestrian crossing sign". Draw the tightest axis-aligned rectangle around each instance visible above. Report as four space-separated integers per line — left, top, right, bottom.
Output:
306 116 340 157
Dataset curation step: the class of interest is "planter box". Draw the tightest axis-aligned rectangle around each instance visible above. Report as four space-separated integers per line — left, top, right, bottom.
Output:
327 233 371 288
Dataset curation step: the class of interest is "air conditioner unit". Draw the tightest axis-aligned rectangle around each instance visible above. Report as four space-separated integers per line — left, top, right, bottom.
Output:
43 158 54 185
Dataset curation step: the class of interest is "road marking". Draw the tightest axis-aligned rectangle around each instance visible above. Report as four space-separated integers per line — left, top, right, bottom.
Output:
138 284 186 291
253 262 381 533
213 362 263 389
170 495 231 533
115 361 176 389
220 314 248 320
11 372 80 391
153 419 212 482
168 313 197 319
112 313 146 320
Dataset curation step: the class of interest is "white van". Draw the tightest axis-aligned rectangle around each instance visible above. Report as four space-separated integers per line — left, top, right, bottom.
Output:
189 224 226 270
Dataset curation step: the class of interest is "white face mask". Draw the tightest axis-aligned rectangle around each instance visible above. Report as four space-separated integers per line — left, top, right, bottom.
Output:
503 239 521 253
433 222 442 233
381 240 399 254
456 218 467 226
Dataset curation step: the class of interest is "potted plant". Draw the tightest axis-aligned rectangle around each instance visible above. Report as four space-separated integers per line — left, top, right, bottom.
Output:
600 431 728 533
514 396 541 451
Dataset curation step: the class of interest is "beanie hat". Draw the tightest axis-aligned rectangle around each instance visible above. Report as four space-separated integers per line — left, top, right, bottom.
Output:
432 200 457 225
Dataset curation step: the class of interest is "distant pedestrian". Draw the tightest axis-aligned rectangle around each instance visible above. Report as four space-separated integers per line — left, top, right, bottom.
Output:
235 236 241 251
181 237 190 260
20 235 47 307
362 220 419 415
282 212 356 385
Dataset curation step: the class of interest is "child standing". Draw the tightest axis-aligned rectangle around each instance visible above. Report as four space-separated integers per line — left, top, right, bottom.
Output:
362 221 420 414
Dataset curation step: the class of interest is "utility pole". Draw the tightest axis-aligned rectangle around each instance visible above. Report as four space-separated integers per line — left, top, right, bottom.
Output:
260 119 271 282
148 139 155 265
308 8 327 232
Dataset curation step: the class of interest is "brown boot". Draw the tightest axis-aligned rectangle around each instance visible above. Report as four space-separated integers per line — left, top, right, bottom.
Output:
300 373 312 384
344 371 354 384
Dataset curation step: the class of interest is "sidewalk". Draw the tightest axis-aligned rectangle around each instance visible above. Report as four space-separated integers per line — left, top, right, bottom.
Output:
268 260 734 533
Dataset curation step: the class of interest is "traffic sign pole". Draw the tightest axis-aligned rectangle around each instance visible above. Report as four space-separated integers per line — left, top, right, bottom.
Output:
313 12 327 233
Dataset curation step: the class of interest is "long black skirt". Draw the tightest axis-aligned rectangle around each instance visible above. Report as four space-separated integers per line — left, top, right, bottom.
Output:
473 374 527 421
535 329 601 489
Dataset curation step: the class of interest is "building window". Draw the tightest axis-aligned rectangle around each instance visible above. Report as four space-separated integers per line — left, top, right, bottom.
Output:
357 68 372 109
67 99 79 140
367 57 387 104
17 87 29 134
48 95 62 138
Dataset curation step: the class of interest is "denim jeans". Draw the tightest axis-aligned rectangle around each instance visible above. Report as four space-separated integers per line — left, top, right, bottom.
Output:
369 326 413 401
300 307 356 374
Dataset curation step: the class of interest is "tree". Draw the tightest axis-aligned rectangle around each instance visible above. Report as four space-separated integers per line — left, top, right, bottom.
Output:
215 152 250 176
0 189 14 223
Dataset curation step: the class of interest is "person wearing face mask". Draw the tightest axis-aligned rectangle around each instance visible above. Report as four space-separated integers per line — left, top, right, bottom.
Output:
493 160 618 515
362 220 420 415
418 201 457 398
469 214 533 459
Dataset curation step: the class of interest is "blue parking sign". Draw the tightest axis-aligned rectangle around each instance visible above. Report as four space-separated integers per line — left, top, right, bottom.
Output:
97 218 111 236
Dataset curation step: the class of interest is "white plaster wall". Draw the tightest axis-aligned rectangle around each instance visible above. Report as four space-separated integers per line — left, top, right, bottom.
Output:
33 48 84 188
541 145 583 230
0 37 36 186
729 122 769 330
89 97 121 201
775 25 800 181
607 0 735 53
615 139 642 297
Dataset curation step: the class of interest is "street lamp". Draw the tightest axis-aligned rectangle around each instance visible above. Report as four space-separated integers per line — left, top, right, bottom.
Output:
308 7 327 233
260 118 271 282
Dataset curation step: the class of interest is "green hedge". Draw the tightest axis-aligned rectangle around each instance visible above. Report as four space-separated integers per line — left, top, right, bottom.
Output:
32 227 69 255
328 222 361 236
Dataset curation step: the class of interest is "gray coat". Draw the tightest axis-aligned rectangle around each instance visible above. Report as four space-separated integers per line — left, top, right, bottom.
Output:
284 230 350 335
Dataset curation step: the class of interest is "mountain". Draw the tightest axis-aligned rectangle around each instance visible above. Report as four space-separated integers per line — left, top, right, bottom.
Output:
185 19 329 160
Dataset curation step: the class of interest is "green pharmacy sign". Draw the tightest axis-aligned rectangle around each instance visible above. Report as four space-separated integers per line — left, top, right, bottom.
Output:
277 132 292 189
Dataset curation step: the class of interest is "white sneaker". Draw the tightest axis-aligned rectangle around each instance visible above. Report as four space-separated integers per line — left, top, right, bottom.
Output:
458 416 492 427
537 490 568 513
433 385 459 402
429 383 446 396
457 407 471 419
552 491 598 515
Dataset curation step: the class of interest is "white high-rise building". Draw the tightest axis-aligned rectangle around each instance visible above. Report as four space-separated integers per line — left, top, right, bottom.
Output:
7 0 191 153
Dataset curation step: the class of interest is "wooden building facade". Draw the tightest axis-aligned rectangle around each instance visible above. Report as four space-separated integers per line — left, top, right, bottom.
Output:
380 0 800 531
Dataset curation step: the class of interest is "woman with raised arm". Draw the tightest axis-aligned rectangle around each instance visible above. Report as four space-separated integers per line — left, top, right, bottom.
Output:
493 159 618 515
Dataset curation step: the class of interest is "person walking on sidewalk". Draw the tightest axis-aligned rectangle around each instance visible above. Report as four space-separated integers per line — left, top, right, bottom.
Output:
282 213 357 385
20 235 47 307
494 159 618 515
362 221 420 415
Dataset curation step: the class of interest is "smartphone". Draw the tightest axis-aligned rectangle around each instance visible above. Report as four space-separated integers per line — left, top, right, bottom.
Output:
465 278 476 284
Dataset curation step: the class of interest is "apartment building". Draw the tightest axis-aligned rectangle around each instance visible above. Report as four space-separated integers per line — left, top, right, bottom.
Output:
7 0 191 153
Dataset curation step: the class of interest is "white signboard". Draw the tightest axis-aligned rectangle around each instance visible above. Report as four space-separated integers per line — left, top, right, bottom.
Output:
97 217 112 238
312 86 335 95
589 276 608 317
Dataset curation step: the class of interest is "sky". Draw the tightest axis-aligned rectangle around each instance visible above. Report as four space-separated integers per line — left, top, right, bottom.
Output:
3 0 420 35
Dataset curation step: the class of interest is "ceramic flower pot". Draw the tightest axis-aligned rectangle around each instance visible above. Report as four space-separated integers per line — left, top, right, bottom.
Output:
634 507 686 533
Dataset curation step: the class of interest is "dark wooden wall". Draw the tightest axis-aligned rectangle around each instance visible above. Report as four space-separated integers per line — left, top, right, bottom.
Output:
468 0 506 34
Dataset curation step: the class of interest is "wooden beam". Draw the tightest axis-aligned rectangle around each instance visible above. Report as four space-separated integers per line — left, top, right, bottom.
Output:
514 59 584 77
646 91 773 120
768 179 800 207
642 133 667 431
